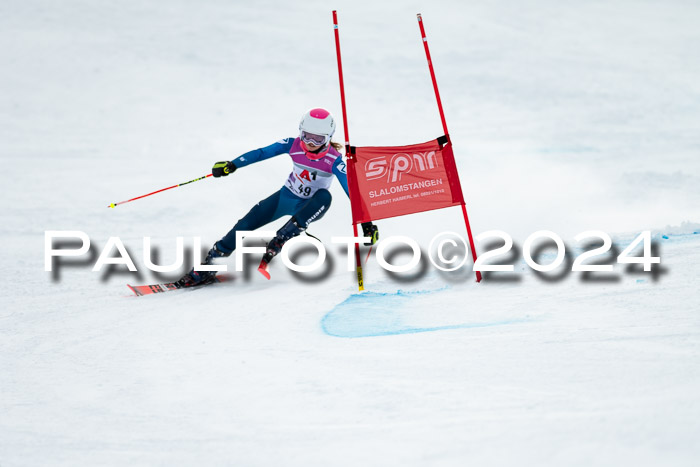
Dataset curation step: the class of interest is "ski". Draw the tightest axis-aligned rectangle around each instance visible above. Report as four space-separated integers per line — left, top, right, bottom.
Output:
257 250 276 280
258 257 272 280
257 231 319 281
127 274 234 296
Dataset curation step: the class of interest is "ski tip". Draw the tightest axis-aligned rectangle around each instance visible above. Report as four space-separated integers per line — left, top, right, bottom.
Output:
257 260 271 280
258 268 271 280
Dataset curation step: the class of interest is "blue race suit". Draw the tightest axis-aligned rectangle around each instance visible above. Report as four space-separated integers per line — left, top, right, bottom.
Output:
215 137 349 254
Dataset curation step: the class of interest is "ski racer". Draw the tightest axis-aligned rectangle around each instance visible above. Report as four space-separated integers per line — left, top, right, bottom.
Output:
178 108 379 286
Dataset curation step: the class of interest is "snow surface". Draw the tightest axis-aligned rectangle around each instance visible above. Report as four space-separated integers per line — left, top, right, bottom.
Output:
2 0 700 466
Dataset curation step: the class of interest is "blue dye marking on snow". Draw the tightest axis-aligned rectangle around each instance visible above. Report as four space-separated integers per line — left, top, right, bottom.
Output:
322 290 518 338
652 231 700 244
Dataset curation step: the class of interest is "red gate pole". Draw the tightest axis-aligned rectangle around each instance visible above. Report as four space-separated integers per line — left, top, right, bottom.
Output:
417 14 449 136
333 10 365 291
417 13 481 282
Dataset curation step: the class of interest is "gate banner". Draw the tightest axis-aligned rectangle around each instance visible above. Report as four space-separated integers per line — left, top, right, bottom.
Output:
347 137 466 224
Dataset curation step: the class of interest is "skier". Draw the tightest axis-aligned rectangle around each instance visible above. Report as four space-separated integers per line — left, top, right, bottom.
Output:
178 108 379 285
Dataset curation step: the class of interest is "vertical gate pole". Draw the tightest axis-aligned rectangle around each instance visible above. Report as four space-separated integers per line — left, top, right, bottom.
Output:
417 14 481 282
333 10 365 291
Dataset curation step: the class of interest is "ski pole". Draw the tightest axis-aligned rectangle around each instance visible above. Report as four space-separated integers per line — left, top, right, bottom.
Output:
108 174 213 208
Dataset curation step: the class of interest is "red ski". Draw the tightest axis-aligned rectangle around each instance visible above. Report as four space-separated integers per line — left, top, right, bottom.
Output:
258 257 272 280
127 274 234 296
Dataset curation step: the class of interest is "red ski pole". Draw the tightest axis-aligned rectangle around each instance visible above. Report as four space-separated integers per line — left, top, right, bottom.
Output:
108 173 213 208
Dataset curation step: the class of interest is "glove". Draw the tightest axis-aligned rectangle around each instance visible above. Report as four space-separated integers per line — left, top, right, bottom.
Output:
361 222 379 246
212 161 237 177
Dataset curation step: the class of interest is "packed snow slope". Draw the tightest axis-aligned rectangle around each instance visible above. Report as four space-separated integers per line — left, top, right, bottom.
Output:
1 0 699 466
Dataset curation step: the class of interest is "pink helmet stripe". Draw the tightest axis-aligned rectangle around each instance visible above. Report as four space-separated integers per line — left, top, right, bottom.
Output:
309 108 330 119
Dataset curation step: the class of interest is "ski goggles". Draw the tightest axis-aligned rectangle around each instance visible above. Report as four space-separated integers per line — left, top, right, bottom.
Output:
300 131 329 146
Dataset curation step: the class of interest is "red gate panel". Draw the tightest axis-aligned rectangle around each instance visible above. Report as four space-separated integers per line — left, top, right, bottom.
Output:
347 138 465 224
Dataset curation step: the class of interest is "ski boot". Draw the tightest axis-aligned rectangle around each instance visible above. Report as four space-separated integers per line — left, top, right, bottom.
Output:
177 243 229 287
258 217 305 280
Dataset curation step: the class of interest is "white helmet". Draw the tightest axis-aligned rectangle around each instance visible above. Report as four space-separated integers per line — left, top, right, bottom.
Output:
299 108 335 159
